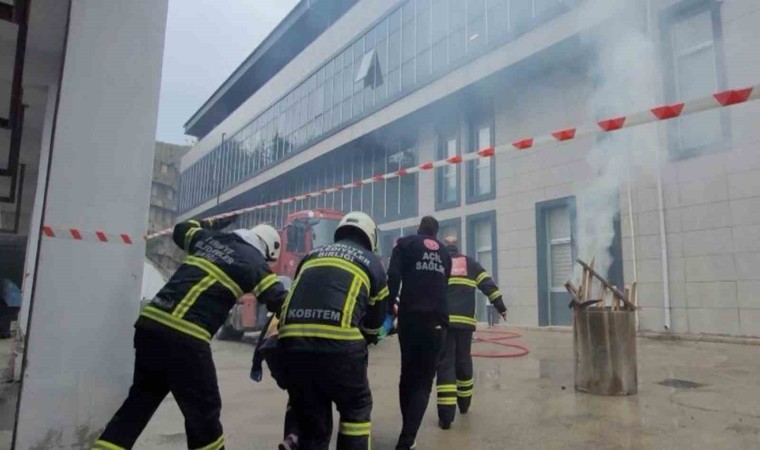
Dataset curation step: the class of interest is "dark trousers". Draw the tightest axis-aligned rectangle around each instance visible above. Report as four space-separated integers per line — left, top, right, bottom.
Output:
261 340 300 440
283 401 299 438
396 313 446 449
280 350 372 450
95 328 224 450
436 328 474 424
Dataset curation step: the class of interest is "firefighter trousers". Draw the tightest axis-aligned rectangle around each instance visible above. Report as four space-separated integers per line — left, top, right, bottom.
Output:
436 328 474 425
396 313 446 450
280 350 372 450
94 327 224 450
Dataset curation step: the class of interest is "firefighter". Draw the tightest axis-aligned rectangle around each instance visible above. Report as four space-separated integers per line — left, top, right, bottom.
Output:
277 211 389 450
436 236 507 430
94 217 287 450
387 216 452 450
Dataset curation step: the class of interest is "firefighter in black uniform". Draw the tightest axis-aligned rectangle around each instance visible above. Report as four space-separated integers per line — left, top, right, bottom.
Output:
278 211 389 450
387 216 452 450
436 236 507 430
94 217 287 450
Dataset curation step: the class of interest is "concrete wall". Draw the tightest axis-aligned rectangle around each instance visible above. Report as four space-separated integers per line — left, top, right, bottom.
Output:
378 0 760 336
480 0 760 336
14 1 168 448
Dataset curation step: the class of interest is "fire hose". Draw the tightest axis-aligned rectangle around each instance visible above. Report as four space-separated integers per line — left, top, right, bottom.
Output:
472 329 530 358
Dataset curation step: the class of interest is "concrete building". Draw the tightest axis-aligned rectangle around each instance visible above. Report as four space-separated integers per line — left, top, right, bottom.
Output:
147 141 189 273
0 0 168 448
179 0 760 337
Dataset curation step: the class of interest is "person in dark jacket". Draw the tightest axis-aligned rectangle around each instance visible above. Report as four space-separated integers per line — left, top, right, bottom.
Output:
436 236 507 429
388 216 452 450
277 211 389 450
254 313 302 450
94 217 287 450
250 276 301 450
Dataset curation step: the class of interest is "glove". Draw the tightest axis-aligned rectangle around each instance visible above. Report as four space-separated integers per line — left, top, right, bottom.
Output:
204 214 237 230
362 325 387 346
382 314 396 337
500 309 508 321
362 332 379 345
250 352 264 383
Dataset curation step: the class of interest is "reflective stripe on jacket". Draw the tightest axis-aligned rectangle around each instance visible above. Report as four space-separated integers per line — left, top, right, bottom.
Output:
136 219 287 345
278 238 388 353
446 247 506 331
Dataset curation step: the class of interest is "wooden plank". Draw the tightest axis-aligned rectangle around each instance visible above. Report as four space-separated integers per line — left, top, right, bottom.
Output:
576 258 635 310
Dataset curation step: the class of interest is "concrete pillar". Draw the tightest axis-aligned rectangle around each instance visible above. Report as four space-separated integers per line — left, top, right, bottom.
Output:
13 1 168 448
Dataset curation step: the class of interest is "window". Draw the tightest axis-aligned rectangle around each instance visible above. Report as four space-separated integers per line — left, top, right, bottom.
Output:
467 112 495 202
160 163 168 174
436 127 460 209
355 49 382 88
547 206 572 290
467 211 497 322
487 0 509 42
416 0 432 80
467 0 486 52
378 228 402 270
401 7 416 92
167 189 174 201
448 0 466 62
511 0 534 33
431 0 448 72
661 0 727 160
536 196 576 326
382 138 418 222
438 217 462 247
375 22 389 103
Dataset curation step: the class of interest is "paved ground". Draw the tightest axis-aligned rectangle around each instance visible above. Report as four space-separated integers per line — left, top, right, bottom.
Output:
2 328 759 449
128 328 760 450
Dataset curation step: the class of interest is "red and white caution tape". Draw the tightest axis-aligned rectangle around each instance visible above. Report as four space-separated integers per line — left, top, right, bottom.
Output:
43 85 760 244
42 225 137 245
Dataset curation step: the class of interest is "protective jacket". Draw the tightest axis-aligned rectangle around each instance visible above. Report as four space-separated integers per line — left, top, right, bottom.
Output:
136 218 287 346
277 237 389 353
446 245 506 330
388 234 452 324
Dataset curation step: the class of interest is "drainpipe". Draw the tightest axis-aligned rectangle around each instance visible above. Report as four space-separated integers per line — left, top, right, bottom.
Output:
646 0 672 331
626 164 639 330
656 150 671 331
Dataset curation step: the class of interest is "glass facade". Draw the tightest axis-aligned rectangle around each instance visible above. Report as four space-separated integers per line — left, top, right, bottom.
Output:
220 136 419 234
180 0 575 213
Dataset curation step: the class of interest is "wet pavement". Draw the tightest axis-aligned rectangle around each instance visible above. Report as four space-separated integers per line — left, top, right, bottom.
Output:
129 328 760 449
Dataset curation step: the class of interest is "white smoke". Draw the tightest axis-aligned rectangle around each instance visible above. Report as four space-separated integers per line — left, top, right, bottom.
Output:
574 0 661 282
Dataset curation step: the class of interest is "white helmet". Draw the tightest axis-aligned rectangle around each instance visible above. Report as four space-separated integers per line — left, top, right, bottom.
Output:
251 224 281 262
335 211 378 252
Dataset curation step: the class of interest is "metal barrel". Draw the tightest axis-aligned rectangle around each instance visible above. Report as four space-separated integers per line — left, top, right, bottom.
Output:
573 308 637 396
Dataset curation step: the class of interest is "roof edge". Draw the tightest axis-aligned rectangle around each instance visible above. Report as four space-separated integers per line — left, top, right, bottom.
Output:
182 0 312 132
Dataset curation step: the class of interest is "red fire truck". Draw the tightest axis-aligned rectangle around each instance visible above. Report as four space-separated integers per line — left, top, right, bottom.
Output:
218 209 344 340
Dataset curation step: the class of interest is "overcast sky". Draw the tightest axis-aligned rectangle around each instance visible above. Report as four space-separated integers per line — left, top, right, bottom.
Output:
156 0 299 145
